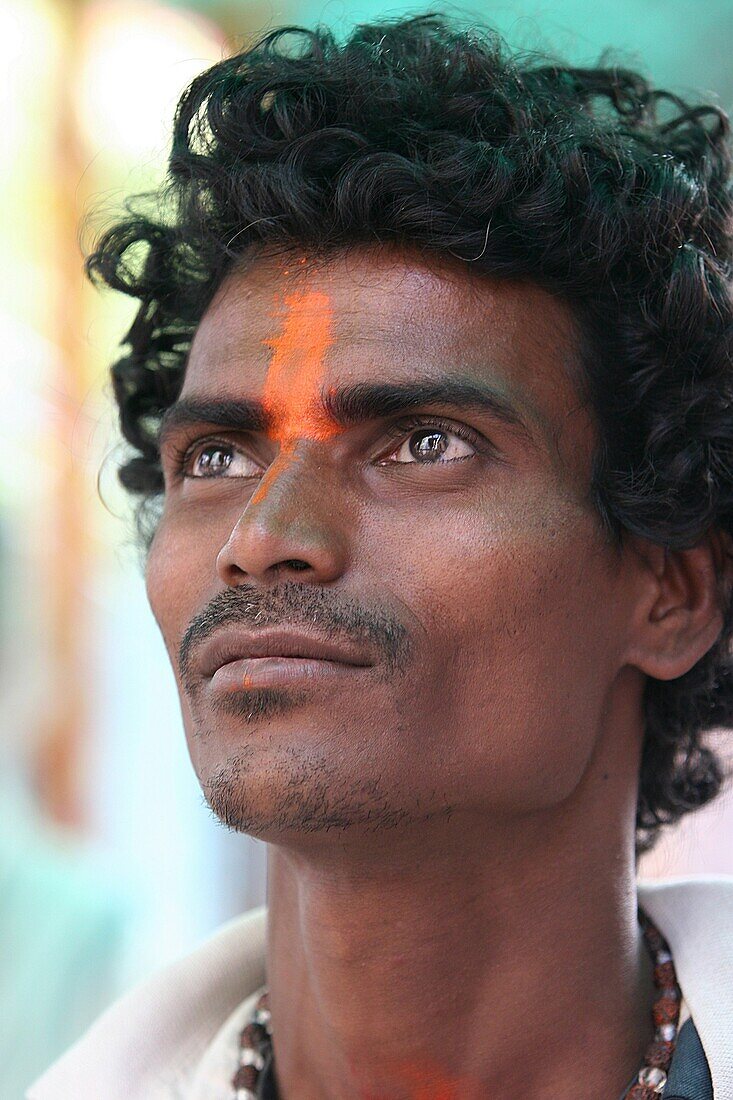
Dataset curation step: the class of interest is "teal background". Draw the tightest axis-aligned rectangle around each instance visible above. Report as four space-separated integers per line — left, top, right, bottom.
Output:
179 0 733 110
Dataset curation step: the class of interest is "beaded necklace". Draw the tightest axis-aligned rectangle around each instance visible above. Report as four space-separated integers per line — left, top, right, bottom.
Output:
230 906 680 1100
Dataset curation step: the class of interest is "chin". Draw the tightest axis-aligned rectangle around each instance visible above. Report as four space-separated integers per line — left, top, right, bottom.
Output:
198 744 418 844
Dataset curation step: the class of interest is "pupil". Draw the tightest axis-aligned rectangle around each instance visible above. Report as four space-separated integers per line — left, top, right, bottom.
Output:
201 448 230 472
410 430 447 460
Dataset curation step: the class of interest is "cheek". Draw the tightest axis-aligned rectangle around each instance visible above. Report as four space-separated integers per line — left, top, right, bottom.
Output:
145 514 214 763
365 491 618 809
144 521 177 641
144 507 210 658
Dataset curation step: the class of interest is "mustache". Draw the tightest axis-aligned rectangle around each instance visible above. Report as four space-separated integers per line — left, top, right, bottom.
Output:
178 582 411 688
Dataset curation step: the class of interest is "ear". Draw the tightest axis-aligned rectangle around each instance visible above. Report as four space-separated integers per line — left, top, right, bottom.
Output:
623 530 730 681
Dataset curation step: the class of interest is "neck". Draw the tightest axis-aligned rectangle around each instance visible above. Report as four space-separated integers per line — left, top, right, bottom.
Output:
265 810 657 1100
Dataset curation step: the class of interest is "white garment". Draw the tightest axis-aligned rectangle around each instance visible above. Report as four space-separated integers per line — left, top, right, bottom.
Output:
27 875 733 1100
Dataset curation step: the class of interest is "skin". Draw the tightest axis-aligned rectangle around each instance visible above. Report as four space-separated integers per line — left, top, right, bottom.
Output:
146 244 725 1099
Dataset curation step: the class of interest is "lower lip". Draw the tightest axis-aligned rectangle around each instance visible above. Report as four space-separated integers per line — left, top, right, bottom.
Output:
210 656 366 691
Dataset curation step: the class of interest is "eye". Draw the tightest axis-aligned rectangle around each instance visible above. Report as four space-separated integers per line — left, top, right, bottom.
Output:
177 439 262 479
378 422 478 465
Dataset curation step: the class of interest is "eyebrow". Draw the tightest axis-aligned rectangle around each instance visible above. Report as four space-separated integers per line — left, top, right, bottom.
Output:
157 376 533 451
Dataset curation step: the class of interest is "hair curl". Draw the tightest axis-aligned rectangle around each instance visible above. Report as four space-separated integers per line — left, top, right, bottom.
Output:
86 12 733 860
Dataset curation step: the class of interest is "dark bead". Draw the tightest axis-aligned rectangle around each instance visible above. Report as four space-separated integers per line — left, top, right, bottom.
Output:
233 1064 259 1089
653 961 676 987
240 1022 266 1047
625 1084 658 1099
652 997 679 1026
642 1040 674 1068
642 926 666 954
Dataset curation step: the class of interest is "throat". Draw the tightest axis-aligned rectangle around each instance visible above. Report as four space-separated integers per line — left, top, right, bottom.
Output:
260 847 660 1100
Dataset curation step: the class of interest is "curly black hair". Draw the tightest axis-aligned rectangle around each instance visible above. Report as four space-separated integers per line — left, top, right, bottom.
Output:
86 12 733 861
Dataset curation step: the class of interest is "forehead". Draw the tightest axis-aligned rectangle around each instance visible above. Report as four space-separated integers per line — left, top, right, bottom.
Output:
185 247 592 468
190 248 577 378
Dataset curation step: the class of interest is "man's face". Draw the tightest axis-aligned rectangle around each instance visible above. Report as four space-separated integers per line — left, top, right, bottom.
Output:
146 247 635 846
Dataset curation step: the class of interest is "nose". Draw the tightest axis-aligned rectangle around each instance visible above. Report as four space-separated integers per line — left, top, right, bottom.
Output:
215 444 349 586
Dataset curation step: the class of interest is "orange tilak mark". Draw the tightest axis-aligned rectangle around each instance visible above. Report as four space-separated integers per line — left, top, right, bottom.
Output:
262 288 338 443
251 288 339 506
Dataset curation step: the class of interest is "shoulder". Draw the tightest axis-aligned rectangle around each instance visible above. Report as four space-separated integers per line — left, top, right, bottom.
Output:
26 905 268 1100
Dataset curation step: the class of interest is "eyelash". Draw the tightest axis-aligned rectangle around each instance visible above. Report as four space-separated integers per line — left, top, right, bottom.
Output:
166 416 487 479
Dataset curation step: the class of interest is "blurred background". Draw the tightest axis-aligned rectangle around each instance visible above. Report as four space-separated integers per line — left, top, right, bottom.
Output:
1 0 731 1095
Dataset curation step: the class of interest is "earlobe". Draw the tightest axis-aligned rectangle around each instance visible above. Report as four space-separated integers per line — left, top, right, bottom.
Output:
625 534 726 681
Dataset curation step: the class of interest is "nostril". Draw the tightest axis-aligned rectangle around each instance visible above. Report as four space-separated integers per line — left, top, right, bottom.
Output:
281 559 310 571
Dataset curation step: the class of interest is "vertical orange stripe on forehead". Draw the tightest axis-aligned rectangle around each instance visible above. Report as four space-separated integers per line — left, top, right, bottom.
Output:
262 288 338 443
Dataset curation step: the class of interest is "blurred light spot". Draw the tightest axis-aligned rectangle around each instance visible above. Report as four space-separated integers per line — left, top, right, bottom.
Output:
75 0 226 161
0 0 59 190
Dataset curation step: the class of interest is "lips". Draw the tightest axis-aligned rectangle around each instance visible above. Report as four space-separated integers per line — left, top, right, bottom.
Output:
197 625 373 680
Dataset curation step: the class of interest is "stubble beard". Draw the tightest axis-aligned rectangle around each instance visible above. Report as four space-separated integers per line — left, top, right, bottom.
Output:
192 688 417 838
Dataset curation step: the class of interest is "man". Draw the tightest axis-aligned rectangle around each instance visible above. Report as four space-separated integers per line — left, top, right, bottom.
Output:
29 13 733 1100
